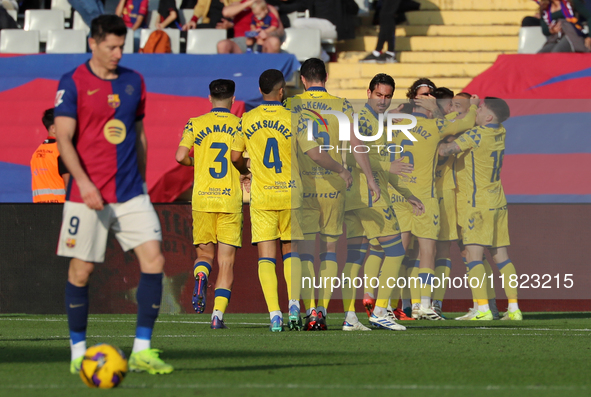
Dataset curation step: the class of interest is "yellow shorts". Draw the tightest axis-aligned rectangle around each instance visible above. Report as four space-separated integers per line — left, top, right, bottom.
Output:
456 190 469 230
301 190 345 238
192 211 243 247
437 188 458 241
392 201 412 233
251 207 303 243
462 205 510 248
410 197 440 240
345 206 400 240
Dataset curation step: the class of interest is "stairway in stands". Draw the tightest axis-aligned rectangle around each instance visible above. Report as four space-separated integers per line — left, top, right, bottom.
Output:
326 0 537 99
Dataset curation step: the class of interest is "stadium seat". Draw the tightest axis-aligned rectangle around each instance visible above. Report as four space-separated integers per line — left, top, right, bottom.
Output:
51 0 72 19
123 28 134 54
281 28 321 62
24 9 65 42
140 28 181 53
0 29 40 54
46 29 86 54
186 29 227 54
518 26 546 54
72 11 89 35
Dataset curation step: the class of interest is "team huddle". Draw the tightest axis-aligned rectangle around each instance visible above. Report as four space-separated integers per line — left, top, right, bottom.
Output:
54 15 521 377
177 59 523 333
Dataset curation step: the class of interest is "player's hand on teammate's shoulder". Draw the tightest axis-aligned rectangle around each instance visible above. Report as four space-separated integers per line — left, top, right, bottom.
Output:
407 195 425 216
470 95 480 106
338 166 353 189
78 180 104 211
389 158 413 176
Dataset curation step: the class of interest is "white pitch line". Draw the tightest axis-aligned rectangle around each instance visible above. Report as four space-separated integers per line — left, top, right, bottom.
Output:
0 383 587 391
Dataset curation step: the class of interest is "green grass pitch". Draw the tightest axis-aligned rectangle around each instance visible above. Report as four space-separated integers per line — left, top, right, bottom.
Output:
1 313 590 397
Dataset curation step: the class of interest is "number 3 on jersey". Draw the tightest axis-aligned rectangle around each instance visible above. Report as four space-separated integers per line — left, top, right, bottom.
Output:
263 138 282 173
209 142 228 179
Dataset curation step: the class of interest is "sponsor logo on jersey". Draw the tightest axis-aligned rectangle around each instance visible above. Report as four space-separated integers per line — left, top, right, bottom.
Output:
87 88 100 96
55 89 65 107
103 119 127 145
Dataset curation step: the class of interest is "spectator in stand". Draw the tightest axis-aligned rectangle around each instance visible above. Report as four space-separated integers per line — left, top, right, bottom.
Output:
245 0 279 52
30 108 70 203
182 0 236 31
360 0 401 63
157 0 182 29
68 0 105 27
265 0 308 28
537 0 591 52
115 0 148 51
217 0 283 54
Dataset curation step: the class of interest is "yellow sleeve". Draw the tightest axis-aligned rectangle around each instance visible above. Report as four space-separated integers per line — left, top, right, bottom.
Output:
436 105 477 137
179 119 195 149
388 173 414 199
455 128 481 152
231 119 246 152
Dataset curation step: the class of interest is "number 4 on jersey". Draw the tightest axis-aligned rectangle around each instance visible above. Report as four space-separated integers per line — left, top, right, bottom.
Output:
263 138 282 173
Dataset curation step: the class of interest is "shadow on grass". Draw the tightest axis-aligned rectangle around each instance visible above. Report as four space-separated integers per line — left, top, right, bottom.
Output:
173 362 355 373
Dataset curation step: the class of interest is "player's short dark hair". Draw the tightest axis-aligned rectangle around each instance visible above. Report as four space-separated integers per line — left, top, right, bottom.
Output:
42 108 54 131
433 87 454 100
259 69 285 95
368 73 395 93
484 97 510 123
406 78 436 100
456 92 471 99
91 15 127 43
209 79 235 100
300 58 327 83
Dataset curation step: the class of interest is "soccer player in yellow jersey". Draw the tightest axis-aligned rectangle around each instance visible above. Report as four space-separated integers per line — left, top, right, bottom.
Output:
284 58 356 331
342 74 415 331
439 97 522 321
231 69 352 332
390 86 478 320
176 79 242 329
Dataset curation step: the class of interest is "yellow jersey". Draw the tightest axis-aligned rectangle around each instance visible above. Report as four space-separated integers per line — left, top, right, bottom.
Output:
285 87 352 193
390 107 476 199
232 101 317 210
179 108 242 213
455 123 508 209
435 110 477 192
345 103 391 211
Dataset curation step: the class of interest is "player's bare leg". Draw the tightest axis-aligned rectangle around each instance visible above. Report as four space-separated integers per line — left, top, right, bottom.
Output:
489 246 521 320
208 242 236 328
129 239 172 374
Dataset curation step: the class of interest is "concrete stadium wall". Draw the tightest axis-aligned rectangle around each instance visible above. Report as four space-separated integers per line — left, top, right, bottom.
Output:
0 203 589 315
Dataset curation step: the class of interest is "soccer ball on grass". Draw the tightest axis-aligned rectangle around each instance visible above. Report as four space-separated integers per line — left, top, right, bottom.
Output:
80 344 128 389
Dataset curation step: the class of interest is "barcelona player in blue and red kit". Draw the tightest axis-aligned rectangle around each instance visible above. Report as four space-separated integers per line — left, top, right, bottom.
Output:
55 15 172 375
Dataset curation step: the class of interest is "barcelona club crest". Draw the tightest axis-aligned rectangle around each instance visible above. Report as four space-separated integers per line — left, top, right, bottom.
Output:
66 238 76 248
108 94 121 109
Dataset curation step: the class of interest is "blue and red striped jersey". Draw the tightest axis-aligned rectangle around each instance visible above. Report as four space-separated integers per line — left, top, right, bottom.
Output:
54 61 146 204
